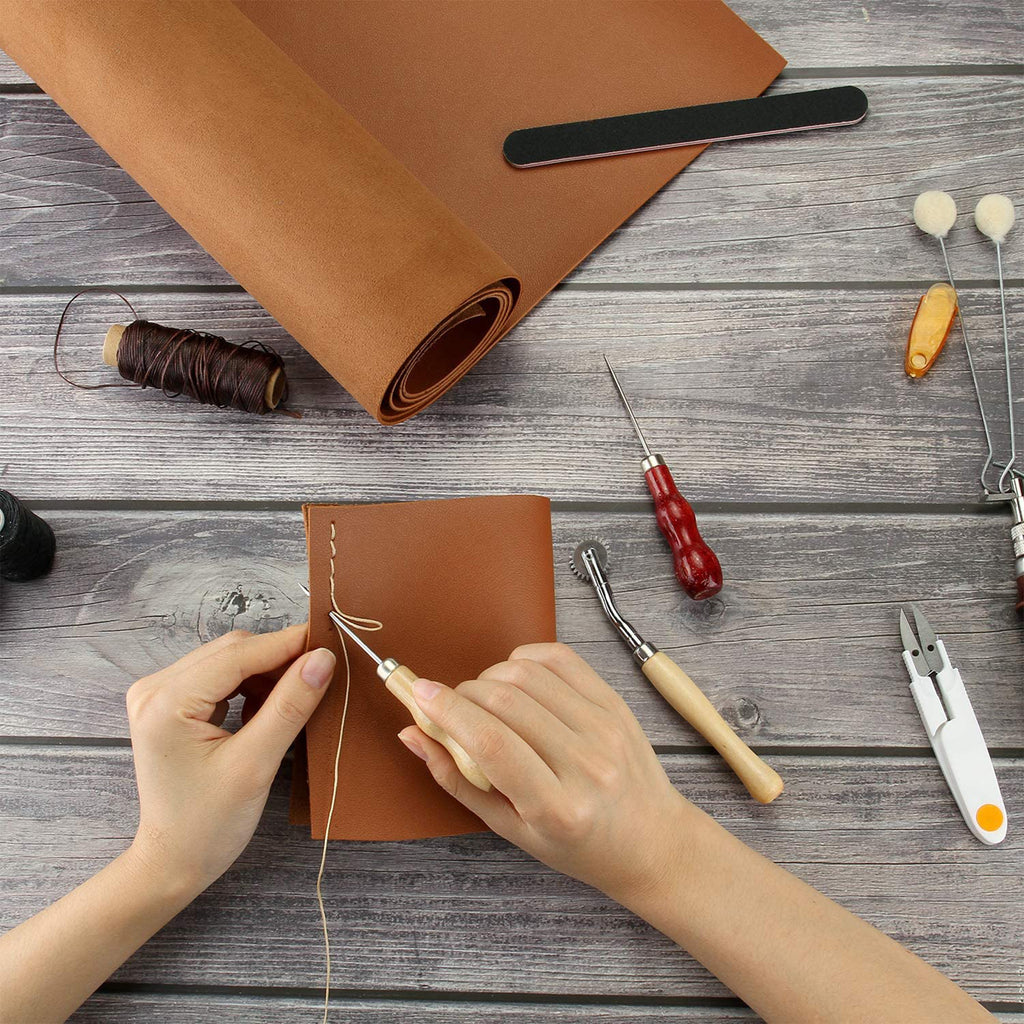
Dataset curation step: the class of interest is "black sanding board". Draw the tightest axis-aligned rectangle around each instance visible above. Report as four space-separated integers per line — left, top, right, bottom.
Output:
503 86 868 167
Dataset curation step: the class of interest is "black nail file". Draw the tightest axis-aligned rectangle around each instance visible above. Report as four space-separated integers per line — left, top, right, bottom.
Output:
503 86 868 168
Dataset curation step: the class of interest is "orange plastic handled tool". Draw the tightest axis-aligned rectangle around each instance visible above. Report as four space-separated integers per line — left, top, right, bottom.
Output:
905 282 957 378
604 357 723 600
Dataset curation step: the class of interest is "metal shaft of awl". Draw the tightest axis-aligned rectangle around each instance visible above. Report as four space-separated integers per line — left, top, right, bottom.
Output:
327 609 383 666
603 354 653 459
300 582 384 666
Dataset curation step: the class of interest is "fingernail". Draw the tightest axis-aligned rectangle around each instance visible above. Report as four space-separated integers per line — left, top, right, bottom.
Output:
413 678 441 701
301 648 335 689
398 730 428 761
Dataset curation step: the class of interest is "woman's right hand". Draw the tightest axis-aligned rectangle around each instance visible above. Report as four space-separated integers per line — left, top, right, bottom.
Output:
397 642 695 904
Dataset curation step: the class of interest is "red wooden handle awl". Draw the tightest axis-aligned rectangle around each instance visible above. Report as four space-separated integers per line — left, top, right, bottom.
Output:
645 461 723 600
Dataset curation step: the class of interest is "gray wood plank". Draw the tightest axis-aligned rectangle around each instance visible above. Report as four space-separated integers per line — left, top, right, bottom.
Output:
729 0 1023 68
68 994 1024 1024
3 288 1020 504
3 746 1021 1002
2 0 1021 85
71 994 758 1023
2 77 1021 288
2 509 1021 750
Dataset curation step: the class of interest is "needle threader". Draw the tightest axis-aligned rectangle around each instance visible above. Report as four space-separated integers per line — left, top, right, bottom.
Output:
604 356 723 600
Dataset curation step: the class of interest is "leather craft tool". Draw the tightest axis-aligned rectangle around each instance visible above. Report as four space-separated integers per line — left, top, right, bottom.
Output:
503 86 868 167
899 605 1006 845
913 191 1006 494
974 194 1022 611
1011 477 1024 614
570 540 783 803
604 357 722 600
914 191 1021 608
320 601 491 793
905 283 957 378
300 583 491 793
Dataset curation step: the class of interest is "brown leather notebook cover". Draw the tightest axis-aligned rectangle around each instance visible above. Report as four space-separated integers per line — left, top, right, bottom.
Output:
0 1 784 422
299 496 556 840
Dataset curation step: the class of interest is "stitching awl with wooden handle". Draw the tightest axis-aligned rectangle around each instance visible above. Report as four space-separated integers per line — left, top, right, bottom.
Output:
328 607 492 792
570 540 783 803
603 356 723 600
301 586 491 791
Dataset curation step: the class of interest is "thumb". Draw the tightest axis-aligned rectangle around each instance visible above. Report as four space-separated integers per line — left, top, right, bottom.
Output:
235 647 335 764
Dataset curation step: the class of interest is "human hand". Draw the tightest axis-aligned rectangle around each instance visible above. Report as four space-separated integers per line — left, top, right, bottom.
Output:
125 625 335 896
397 642 694 905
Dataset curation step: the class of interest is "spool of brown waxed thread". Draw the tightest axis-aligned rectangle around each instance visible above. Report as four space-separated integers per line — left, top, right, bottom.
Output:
102 323 286 412
53 290 297 416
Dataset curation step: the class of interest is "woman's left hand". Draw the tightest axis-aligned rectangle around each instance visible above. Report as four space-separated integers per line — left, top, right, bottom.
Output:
125 624 335 895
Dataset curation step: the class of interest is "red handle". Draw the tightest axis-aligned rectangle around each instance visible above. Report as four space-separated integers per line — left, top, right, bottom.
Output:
644 462 723 600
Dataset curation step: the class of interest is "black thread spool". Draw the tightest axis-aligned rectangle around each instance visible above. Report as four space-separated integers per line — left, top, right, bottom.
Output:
0 491 56 582
102 322 287 413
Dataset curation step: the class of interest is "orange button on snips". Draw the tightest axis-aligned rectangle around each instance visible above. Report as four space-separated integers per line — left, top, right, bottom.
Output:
975 804 1004 832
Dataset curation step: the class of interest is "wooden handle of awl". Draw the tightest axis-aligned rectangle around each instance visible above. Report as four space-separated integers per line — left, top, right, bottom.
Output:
642 652 783 803
644 462 723 600
383 664 492 792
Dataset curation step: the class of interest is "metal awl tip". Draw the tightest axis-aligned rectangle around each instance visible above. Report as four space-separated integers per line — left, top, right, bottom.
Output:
603 355 653 459
299 582 383 666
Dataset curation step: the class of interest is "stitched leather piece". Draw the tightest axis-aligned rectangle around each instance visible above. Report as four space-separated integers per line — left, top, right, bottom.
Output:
298 496 556 840
0 1 784 422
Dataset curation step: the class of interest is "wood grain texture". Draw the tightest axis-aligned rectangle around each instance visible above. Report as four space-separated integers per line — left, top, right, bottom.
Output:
68 998 1024 1024
2 1 1022 1016
2 77 1021 289
1 509 1021 750
3 288 1021 504
70 994 759 1023
3 0 1022 84
3 745 1020 1001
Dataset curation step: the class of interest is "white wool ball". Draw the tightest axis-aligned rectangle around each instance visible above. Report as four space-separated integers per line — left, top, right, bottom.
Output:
913 191 957 238
974 194 1015 244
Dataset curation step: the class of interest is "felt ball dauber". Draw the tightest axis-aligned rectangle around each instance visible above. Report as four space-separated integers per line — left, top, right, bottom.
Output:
912 191 997 492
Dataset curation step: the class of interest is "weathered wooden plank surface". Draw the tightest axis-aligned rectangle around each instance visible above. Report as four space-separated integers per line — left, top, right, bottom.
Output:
3 289 1020 504
71 994 758 1023
2 509 1021 750
3 0 1022 87
4 746 1021 1001
3 77 1021 289
67 996 1024 1024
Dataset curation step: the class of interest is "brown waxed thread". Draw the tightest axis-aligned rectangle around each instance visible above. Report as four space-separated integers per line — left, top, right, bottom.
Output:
53 288 292 416
117 320 285 414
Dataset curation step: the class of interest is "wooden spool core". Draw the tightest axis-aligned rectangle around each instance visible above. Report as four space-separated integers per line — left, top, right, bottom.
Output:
102 323 284 409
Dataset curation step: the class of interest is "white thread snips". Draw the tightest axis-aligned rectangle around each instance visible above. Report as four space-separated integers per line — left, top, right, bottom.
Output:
899 605 1006 845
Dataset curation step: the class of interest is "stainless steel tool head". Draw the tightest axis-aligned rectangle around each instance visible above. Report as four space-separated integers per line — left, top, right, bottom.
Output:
570 539 610 582
909 603 944 674
899 605 934 677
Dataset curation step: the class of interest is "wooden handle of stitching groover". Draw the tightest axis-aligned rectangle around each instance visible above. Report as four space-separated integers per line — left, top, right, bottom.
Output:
101 323 285 409
384 663 493 792
641 652 783 803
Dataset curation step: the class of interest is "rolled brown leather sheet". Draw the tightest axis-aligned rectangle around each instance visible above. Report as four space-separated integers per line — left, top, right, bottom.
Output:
299 497 556 840
0 1 784 422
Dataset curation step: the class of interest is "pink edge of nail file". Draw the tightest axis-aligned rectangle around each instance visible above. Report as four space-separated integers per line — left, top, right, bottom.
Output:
503 86 868 168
